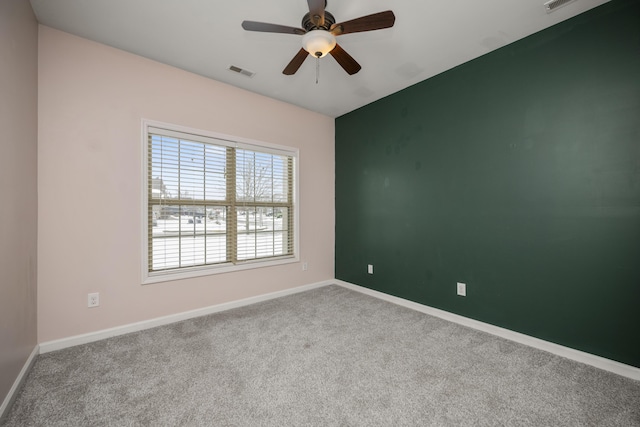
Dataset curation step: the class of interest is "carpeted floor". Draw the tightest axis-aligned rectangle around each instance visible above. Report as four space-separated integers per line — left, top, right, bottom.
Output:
3 285 640 426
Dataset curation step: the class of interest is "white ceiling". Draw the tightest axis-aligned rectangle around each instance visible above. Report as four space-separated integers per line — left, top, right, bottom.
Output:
30 0 609 118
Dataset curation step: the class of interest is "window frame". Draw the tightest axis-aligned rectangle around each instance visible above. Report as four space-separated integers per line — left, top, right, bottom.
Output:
141 119 299 284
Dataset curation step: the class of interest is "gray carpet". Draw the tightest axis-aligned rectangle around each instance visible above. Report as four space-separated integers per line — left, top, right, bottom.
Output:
3 285 639 426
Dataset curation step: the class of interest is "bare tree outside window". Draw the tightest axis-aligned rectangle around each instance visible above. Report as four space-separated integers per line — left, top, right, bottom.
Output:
237 151 278 231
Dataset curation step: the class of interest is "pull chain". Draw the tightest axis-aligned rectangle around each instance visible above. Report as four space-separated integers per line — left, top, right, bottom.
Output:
315 57 320 84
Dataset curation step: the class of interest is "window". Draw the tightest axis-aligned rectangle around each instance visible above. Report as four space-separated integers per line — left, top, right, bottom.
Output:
142 121 298 283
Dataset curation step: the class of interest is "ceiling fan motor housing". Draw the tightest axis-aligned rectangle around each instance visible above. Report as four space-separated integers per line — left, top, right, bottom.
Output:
302 11 336 31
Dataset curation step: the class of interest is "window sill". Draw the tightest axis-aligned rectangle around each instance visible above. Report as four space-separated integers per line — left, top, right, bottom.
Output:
142 255 299 285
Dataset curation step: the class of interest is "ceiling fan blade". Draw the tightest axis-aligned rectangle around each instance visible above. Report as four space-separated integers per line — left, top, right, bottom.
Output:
242 21 305 35
330 11 396 36
329 43 361 75
307 0 326 27
283 48 309 75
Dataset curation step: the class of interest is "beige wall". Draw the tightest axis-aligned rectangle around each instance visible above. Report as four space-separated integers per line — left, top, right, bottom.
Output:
38 26 335 343
0 0 39 404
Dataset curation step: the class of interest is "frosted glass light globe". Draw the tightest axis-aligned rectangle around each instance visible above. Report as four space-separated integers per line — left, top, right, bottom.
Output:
302 30 336 58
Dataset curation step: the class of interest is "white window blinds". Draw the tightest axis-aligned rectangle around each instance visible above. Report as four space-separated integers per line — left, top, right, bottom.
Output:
145 124 296 279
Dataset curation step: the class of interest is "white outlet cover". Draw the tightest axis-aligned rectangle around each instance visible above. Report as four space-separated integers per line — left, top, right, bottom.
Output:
457 282 466 296
88 292 100 307
367 264 374 274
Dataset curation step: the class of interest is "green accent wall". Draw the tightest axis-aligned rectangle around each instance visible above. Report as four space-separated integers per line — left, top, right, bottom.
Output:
335 0 640 368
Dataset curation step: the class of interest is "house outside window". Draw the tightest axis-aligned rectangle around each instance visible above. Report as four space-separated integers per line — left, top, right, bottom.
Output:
142 120 298 284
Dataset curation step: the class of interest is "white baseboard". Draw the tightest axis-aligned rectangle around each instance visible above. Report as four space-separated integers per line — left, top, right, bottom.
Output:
0 344 39 422
35 278 640 381
39 280 332 354
335 280 640 381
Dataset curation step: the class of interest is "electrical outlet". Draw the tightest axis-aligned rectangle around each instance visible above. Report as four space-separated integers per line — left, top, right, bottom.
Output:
88 292 100 307
302 262 308 271
367 264 374 274
457 282 466 297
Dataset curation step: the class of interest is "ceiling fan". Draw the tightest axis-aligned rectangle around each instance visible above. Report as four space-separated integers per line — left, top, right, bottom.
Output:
241 0 395 76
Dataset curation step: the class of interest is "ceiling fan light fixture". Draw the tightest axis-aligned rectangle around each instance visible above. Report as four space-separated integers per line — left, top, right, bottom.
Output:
302 30 336 58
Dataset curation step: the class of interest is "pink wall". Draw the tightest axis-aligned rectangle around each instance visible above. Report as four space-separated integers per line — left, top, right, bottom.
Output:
38 27 335 343
0 0 39 404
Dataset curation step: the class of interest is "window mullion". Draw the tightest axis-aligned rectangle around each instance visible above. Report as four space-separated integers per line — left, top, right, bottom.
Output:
226 147 237 264
287 157 294 254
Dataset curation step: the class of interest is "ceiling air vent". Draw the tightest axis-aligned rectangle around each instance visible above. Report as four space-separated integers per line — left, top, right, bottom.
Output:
228 65 255 78
544 0 578 13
